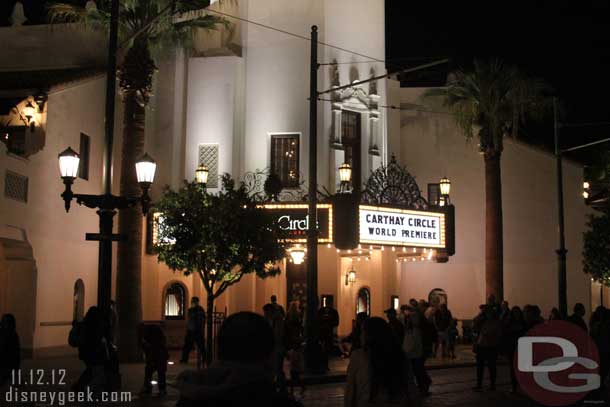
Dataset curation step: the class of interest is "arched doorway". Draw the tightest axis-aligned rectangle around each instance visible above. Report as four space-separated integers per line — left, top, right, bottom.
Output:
356 287 371 316
73 279 85 322
163 282 187 320
428 288 447 308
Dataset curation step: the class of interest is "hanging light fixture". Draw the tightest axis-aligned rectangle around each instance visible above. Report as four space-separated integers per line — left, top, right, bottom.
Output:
289 248 306 265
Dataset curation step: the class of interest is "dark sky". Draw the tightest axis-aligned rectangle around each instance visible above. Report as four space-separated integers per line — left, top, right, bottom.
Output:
385 0 610 161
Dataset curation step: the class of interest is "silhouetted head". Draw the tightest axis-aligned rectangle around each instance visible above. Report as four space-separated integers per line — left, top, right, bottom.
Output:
218 312 274 364
1 314 16 331
191 297 200 306
574 303 586 317
270 295 277 304
510 306 524 322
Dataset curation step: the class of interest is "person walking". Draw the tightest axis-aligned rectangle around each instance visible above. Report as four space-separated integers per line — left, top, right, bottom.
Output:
0 314 20 387
73 306 107 393
502 306 526 393
473 305 503 391
345 317 411 407
139 324 169 397
433 303 453 358
285 300 303 351
270 295 286 319
406 305 431 396
180 297 206 365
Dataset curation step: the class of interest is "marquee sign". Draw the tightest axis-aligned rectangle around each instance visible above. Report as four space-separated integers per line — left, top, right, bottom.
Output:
359 205 445 248
263 204 333 243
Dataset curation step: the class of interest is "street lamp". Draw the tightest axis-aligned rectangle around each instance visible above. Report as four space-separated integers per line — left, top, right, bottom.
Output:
195 164 209 188
440 177 451 198
338 162 352 193
58 146 157 312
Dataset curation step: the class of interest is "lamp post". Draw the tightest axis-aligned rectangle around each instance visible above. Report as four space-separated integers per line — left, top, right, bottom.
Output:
58 148 156 312
554 97 610 316
338 162 353 193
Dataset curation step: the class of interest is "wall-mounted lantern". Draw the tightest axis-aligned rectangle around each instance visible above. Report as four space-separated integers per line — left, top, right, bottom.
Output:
338 162 352 193
345 267 356 286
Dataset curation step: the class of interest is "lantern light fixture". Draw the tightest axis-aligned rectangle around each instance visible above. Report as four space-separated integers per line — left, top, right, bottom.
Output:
338 162 352 193
289 248 306 265
22 100 36 124
135 153 157 185
439 176 451 197
345 267 356 286
195 164 210 187
58 147 80 180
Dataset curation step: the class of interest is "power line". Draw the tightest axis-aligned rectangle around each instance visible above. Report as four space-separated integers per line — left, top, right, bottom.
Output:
203 7 413 70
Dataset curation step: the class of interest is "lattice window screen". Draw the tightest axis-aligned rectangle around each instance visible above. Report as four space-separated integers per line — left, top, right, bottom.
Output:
198 144 219 188
4 170 28 203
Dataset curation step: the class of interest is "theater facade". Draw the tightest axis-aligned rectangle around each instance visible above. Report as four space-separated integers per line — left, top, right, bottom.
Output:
0 0 592 355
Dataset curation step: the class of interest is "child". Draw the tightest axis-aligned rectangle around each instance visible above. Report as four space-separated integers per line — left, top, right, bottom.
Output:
288 343 305 397
447 318 458 359
140 324 169 397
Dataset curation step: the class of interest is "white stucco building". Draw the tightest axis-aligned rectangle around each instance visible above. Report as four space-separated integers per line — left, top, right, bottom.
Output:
0 0 595 356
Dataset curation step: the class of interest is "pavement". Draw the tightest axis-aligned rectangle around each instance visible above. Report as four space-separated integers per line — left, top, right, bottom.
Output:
2 348 606 406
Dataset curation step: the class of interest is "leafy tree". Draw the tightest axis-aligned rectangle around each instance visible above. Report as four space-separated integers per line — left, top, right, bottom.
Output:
583 210 610 285
154 174 287 363
424 59 549 300
48 0 227 360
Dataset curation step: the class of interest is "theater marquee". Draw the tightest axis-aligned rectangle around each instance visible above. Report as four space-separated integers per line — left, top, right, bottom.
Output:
263 204 333 243
359 205 446 248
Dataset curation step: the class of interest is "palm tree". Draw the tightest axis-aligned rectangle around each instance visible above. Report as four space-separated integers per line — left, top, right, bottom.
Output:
48 0 227 361
424 59 548 301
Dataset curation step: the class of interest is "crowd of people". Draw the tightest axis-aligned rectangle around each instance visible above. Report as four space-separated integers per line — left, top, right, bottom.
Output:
5 293 610 406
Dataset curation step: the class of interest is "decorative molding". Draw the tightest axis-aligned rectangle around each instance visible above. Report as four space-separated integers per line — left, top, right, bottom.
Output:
361 155 428 209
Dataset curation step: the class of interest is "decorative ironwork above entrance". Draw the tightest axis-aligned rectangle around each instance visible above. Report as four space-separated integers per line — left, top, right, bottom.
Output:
361 155 428 210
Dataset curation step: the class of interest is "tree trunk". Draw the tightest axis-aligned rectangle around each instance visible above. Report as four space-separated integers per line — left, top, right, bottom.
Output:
206 294 214 365
116 90 146 362
484 150 504 302
115 40 155 362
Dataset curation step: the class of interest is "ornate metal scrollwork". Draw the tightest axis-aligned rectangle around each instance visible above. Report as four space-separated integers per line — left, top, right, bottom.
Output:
242 169 308 202
361 155 429 209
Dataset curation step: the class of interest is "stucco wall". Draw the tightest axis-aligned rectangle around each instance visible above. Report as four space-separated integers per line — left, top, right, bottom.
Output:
397 87 589 320
0 77 106 350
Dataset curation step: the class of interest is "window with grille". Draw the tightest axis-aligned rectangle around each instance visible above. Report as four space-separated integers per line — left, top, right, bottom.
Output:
342 111 361 192
270 134 300 188
4 170 28 203
79 133 90 180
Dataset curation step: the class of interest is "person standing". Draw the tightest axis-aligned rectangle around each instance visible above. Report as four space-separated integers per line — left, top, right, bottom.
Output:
139 324 169 397
473 306 503 391
318 302 340 368
264 303 287 394
270 295 286 319
285 301 303 351
502 306 526 393
433 304 453 358
406 305 431 396
345 317 410 407
567 303 588 332
0 314 20 387
180 297 206 364
384 308 405 345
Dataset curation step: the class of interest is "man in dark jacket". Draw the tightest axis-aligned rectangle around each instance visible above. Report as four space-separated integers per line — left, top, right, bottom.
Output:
176 312 300 407
181 297 206 364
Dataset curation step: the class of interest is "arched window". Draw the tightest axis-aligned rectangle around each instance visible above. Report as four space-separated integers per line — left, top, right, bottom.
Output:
164 282 186 320
428 288 448 308
73 279 85 322
356 287 371 316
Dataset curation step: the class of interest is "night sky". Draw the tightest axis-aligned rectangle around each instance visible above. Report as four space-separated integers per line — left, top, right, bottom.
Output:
385 0 610 163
